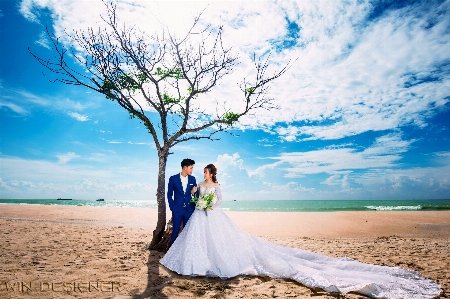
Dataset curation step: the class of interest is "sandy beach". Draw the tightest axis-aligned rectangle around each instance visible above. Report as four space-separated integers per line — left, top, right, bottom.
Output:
0 204 449 298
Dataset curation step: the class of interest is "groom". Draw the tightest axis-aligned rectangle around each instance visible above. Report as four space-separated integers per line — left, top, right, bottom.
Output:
167 158 199 245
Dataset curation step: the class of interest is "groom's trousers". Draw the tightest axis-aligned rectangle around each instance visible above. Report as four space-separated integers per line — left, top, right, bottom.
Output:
171 208 194 245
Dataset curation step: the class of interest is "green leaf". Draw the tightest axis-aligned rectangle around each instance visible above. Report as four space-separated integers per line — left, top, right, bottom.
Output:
222 111 240 125
162 93 186 105
118 73 140 92
137 72 148 83
101 79 118 100
102 71 146 99
153 67 184 80
154 67 165 76
128 110 139 119
245 86 255 96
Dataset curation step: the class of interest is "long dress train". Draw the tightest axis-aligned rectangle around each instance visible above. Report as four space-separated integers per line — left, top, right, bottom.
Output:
160 185 441 299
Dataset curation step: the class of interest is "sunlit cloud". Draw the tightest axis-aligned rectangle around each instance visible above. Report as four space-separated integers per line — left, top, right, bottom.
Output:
0 89 96 115
19 0 450 142
0 152 158 199
214 149 450 199
272 133 412 177
57 152 80 164
0 100 29 115
67 111 89 121
0 177 156 200
19 0 40 23
17 90 50 107
35 31 51 49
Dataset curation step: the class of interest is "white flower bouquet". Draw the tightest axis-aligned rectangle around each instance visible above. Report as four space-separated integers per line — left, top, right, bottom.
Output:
191 192 216 215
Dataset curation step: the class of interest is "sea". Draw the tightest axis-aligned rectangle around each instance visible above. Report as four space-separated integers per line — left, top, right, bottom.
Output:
0 198 449 212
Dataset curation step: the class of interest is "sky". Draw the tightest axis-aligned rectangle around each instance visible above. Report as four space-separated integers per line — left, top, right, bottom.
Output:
0 0 449 201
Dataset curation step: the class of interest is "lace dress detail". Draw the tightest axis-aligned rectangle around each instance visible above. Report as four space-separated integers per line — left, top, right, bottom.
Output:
160 186 441 299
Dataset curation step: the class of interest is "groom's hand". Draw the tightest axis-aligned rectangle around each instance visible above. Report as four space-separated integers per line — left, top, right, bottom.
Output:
191 185 198 195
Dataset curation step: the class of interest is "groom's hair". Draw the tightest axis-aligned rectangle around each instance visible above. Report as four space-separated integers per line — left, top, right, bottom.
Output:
181 158 195 168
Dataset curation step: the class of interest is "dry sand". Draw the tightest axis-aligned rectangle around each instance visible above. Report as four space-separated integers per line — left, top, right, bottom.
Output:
0 204 449 299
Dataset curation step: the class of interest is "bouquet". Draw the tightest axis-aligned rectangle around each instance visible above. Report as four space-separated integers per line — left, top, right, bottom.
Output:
191 192 216 215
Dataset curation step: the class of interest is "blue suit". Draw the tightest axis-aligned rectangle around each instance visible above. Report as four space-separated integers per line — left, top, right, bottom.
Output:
167 174 198 244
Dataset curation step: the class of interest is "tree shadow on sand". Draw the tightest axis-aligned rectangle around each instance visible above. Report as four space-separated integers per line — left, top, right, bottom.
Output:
130 250 169 299
130 249 241 299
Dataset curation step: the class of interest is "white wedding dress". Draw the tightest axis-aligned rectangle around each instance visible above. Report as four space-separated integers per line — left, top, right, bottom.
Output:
160 184 441 299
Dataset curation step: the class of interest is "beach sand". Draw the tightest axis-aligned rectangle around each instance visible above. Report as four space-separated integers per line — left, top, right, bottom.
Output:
0 204 449 298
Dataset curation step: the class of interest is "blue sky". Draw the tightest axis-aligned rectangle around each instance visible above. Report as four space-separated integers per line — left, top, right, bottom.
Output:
0 0 449 201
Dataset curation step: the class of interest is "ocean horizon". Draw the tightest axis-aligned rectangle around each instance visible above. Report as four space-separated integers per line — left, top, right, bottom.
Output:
1 198 449 212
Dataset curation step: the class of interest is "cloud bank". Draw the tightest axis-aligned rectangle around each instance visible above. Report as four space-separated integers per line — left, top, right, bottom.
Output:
19 0 450 141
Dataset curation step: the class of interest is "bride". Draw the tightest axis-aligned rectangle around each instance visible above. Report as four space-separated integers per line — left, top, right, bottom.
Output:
160 164 441 299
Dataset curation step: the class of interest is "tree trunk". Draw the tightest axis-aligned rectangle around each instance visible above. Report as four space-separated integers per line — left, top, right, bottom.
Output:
147 151 172 252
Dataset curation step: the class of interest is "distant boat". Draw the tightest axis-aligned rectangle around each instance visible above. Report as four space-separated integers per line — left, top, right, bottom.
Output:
96 198 105 202
57 198 72 200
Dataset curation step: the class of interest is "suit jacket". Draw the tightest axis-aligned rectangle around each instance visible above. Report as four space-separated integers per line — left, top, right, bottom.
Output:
167 174 198 212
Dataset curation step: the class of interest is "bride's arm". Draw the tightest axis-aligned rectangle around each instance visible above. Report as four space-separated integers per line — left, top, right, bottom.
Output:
213 185 223 208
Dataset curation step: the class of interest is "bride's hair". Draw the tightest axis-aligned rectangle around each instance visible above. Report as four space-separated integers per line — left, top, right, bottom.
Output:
205 164 218 183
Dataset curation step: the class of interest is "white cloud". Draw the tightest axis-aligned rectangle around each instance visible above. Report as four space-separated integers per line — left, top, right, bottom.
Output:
0 89 96 116
276 126 301 142
19 0 40 23
0 154 158 200
321 174 363 191
215 152 244 171
255 133 412 177
264 181 315 193
127 141 151 145
322 174 341 186
248 161 283 178
0 100 29 115
0 177 156 200
67 112 89 121
83 153 107 162
359 152 450 188
245 140 450 198
212 152 255 191
0 155 103 183
57 152 80 164
226 181 316 201
58 98 94 111
18 0 446 142
17 90 50 107
269 1 450 141
207 152 317 200
35 31 51 49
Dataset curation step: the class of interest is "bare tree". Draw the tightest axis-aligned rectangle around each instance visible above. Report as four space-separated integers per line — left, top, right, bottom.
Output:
29 1 293 251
